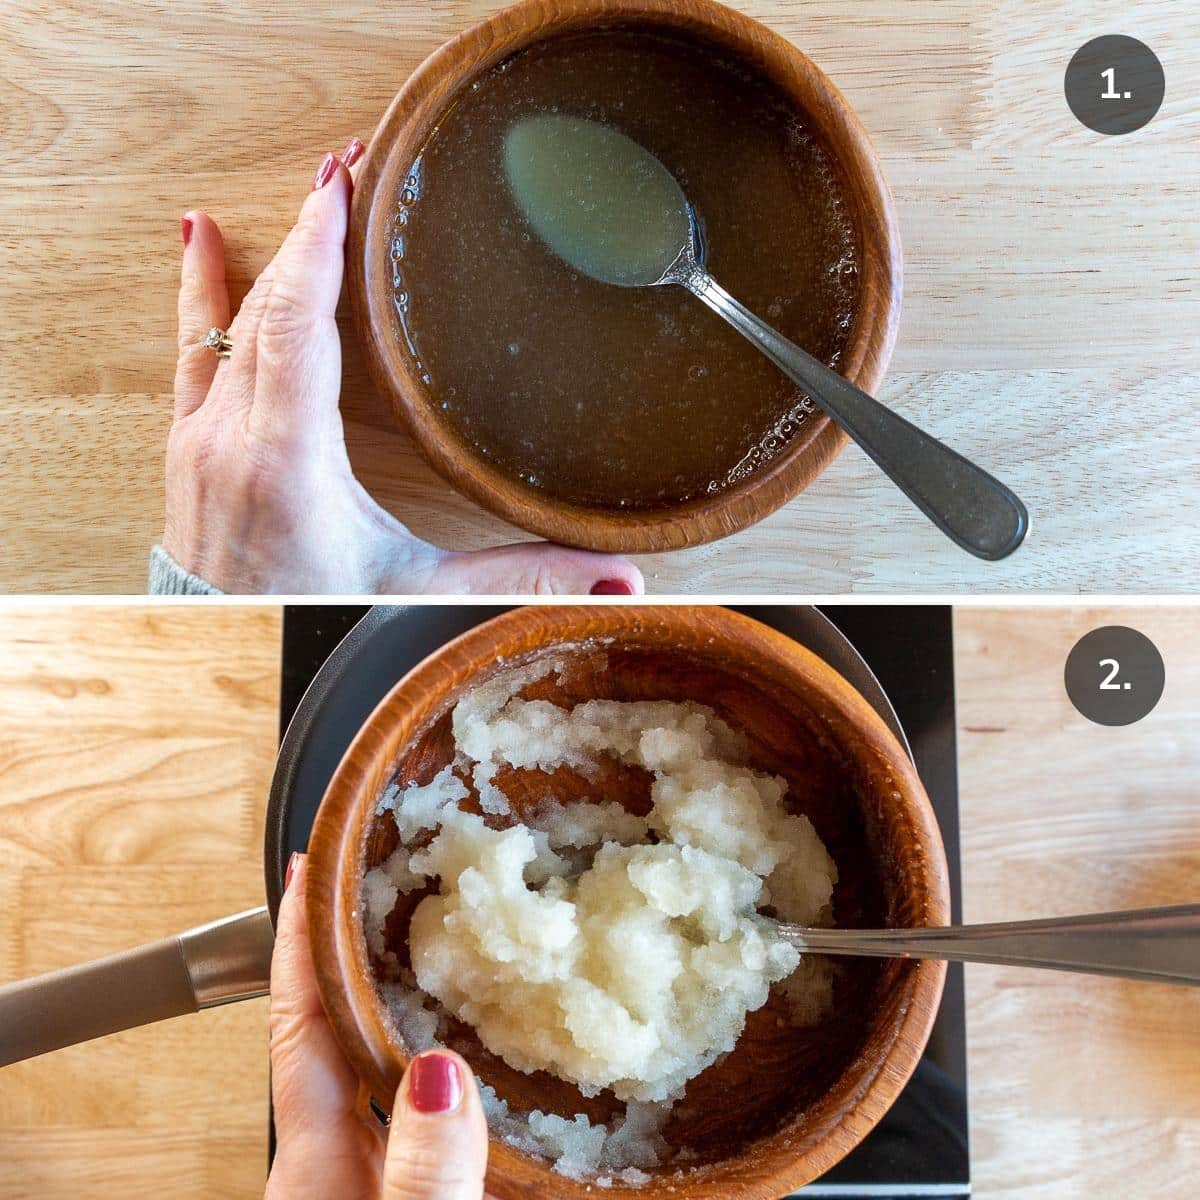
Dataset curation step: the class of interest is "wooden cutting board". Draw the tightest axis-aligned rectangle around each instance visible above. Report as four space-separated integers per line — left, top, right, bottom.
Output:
0 604 1196 1196
0 1 1197 593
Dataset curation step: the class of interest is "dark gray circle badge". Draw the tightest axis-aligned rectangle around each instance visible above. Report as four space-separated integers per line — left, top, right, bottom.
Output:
1064 626 1165 726
1065 36 1164 135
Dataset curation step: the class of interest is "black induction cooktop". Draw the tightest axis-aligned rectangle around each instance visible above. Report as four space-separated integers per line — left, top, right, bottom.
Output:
273 605 969 1198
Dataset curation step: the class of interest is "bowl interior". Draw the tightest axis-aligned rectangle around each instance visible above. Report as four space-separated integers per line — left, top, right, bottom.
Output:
345 618 943 1196
351 0 901 552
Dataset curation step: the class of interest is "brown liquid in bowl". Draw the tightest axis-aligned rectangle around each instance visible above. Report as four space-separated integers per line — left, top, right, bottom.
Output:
392 29 860 511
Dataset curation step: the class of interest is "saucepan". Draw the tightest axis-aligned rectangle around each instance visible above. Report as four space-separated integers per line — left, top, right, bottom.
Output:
0 604 908 1066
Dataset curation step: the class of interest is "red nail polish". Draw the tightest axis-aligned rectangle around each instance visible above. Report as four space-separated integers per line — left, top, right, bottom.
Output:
180 216 194 247
341 137 365 168
408 1052 463 1114
313 152 338 190
284 852 301 891
590 579 635 595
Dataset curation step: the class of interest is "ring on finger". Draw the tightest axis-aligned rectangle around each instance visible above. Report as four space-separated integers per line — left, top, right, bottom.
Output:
202 326 233 359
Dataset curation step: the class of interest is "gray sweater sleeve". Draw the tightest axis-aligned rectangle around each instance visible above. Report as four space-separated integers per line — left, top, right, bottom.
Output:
147 545 223 595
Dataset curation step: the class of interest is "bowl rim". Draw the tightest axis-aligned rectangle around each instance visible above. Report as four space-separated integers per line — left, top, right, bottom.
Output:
347 0 903 553
306 605 949 1200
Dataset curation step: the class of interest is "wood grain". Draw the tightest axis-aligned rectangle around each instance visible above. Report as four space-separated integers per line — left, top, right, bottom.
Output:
0 2 1196 590
956 606 1200 1198
0 605 281 1200
0 603 1197 1199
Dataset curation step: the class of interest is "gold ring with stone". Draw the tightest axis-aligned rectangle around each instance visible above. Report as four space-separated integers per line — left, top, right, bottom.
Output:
202 326 233 359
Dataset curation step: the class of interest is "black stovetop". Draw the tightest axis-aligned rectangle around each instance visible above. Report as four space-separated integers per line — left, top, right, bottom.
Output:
275 605 969 1198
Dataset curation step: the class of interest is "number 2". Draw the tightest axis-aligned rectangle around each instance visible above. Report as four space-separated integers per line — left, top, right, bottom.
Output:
1099 658 1122 689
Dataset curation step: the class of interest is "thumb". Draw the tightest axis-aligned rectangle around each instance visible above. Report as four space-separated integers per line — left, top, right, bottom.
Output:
424 541 645 596
383 1050 488 1200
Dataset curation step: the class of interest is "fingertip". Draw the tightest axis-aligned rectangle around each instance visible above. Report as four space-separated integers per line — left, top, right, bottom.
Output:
275 851 308 950
313 150 339 191
284 849 306 896
386 1049 488 1198
297 153 353 230
400 1049 475 1117
179 210 227 279
576 553 644 596
340 135 365 170
344 137 367 188
269 849 328 1023
175 210 231 411
591 561 645 595
180 209 222 244
426 543 646 597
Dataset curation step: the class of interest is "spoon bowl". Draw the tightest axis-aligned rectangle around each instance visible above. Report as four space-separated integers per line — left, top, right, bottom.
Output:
503 114 692 287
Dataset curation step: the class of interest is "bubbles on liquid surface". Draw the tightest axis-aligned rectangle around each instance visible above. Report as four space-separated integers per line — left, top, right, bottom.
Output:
830 253 856 279
723 397 818 487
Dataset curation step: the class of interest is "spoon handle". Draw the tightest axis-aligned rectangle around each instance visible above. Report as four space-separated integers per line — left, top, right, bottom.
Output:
778 905 1200 986
683 272 1028 560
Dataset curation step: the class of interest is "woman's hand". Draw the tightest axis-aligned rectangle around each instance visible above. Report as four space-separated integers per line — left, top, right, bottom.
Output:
267 852 489 1200
166 139 643 596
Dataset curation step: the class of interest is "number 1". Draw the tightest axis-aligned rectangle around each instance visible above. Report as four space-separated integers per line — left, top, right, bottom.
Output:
1100 67 1129 100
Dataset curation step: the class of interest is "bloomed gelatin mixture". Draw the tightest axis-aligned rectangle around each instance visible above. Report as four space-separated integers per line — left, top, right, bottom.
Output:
390 29 859 510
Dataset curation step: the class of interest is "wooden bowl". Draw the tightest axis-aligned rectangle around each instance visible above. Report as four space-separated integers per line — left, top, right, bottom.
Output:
348 0 902 553
307 606 947 1199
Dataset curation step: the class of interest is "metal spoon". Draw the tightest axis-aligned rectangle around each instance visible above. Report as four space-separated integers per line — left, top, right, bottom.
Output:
504 115 1028 560
773 904 1200 986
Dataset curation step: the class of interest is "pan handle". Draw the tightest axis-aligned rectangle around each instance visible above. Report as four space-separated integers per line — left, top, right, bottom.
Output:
0 907 274 1066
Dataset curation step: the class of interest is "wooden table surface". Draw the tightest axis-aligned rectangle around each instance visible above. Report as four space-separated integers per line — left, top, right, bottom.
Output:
1 2 1197 594
0 604 1196 1197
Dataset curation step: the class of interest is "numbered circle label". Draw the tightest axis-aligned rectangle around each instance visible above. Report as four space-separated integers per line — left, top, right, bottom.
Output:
1065 35 1165 135
1064 626 1165 726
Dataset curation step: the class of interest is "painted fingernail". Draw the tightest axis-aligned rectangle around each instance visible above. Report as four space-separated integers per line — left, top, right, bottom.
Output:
313 152 338 190
180 216 194 247
408 1052 463 1114
284 852 301 891
590 579 635 595
341 136 365 168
